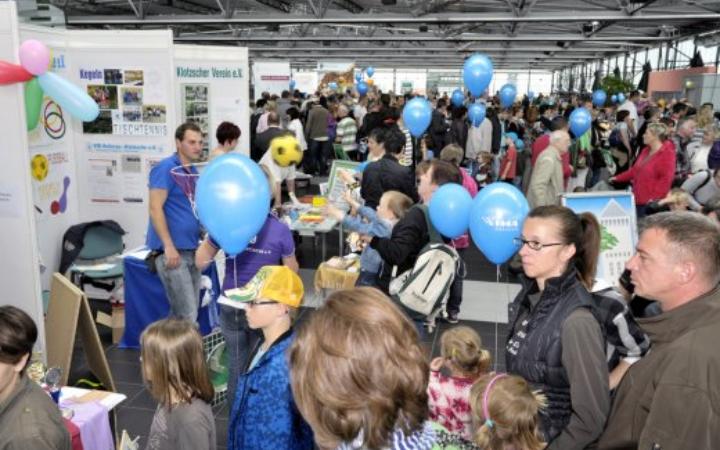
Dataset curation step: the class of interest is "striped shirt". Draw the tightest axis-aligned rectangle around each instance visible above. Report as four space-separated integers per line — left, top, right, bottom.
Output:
336 117 358 153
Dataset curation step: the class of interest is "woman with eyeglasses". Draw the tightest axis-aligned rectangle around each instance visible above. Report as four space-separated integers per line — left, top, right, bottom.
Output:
506 205 610 450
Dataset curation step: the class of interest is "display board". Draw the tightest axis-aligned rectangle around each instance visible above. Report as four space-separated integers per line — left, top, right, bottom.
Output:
291 70 319 95
68 30 176 249
561 191 638 286
21 26 80 292
252 61 291 98
0 2 46 354
174 45 250 158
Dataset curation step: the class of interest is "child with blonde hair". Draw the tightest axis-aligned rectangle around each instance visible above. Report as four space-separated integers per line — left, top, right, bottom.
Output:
469 373 547 450
141 319 216 450
428 326 492 439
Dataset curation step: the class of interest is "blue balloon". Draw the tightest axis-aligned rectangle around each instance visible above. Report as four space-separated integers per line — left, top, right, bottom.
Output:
38 72 99 122
617 93 626 103
515 139 525 150
355 161 369 173
569 107 592 137
289 79 296 90
196 154 271 256
366 67 375 78
451 89 464 108
592 89 607 107
355 72 362 82
429 184 473 239
468 102 486 127
356 81 369 96
402 97 432 138
328 82 338 90
463 53 493 97
469 182 530 265
499 83 517 108
504 132 519 142
611 94 618 103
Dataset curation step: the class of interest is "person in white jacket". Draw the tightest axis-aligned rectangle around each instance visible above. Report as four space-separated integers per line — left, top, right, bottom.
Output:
286 107 308 152
466 117 493 162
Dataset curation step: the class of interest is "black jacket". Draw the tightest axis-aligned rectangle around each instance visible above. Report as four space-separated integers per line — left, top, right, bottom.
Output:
59 220 125 274
370 206 429 293
447 119 468 153
490 115 502 154
429 109 448 150
360 154 419 210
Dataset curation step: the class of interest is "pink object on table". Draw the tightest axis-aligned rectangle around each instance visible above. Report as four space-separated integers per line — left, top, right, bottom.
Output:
63 418 84 450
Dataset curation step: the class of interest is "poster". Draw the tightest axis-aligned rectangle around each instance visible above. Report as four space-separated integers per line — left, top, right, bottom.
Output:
82 68 168 136
120 155 145 203
561 192 638 286
30 150 73 218
182 83 210 158
87 157 121 203
326 160 360 210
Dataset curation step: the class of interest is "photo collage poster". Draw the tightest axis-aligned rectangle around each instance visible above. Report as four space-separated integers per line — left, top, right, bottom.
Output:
83 68 168 136
181 83 210 159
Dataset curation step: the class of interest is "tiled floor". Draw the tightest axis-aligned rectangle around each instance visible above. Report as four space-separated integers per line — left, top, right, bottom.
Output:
73 178 517 448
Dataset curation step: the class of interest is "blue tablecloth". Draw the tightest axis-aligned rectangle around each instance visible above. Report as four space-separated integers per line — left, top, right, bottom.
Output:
120 255 220 349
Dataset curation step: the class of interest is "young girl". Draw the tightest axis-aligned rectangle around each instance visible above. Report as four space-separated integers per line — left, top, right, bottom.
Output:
324 190 413 287
469 373 547 450
141 319 216 450
428 326 492 440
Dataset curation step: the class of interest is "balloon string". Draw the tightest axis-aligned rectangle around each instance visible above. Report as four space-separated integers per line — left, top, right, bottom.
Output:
495 263 500 371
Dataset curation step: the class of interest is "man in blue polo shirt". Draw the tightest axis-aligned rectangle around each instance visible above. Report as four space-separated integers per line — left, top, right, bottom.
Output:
146 122 203 321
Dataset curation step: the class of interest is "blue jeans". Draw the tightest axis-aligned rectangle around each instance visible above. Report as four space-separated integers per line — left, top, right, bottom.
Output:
307 139 330 175
219 305 261 405
355 270 379 287
155 250 201 323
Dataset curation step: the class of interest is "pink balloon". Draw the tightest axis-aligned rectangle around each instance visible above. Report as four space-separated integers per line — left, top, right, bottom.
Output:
19 40 50 76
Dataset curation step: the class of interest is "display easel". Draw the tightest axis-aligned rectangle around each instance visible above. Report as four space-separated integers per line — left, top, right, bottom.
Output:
45 273 116 392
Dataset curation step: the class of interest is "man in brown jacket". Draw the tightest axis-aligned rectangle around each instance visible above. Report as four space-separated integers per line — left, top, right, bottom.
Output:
527 130 570 208
599 212 720 450
0 306 70 450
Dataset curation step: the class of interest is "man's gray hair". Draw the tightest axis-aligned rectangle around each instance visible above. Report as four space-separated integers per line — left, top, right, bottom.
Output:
337 104 349 117
549 130 570 146
640 211 720 284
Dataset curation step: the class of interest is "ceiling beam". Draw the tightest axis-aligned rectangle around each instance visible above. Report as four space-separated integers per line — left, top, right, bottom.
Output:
244 46 628 52
173 33 678 42
65 11 720 26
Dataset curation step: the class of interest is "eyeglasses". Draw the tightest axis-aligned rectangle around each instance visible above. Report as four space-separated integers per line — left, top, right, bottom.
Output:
247 300 278 307
513 237 565 251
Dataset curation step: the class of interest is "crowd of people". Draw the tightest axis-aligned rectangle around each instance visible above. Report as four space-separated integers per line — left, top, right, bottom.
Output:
3 84 720 450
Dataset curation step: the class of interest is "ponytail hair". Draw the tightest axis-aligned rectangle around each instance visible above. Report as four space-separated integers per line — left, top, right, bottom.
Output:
470 373 547 450
440 326 492 377
527 205 601 289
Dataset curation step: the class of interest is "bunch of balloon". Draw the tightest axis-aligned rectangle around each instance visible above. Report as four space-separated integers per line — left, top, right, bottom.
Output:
0 39 99 131
402 97 432 171
592 89 607 107
499 84 517 109
328 81 338 91
463 54 494 97
451 89 464 108
195 154 271 257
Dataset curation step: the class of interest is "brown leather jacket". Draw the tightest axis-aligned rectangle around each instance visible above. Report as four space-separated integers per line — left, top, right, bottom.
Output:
599 285 720 450
0 376 70 450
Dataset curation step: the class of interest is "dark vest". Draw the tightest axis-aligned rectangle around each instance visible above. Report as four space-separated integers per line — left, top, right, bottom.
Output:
505 268 593 443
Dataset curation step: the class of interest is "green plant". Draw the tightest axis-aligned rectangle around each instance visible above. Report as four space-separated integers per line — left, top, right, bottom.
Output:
600 225 619 252
600 75 635 96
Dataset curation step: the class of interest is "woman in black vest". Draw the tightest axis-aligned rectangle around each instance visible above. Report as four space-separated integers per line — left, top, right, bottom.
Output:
506 205 610 449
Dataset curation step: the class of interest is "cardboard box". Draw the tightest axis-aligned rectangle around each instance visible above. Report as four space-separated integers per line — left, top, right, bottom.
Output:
96 307 125 344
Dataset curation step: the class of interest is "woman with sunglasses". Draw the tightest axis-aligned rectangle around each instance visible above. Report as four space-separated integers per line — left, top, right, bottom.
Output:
506 205 610 450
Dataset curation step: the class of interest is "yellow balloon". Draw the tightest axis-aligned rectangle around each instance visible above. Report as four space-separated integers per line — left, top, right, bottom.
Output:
270 135 303 167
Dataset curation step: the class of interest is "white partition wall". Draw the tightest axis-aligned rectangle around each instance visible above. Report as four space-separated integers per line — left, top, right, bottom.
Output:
174 45 250 157
67 30 176 249
0 2 46 353
20 25 79 293
252 61 291 98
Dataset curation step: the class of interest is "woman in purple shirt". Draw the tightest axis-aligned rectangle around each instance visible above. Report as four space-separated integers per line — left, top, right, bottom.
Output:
195 178 298 405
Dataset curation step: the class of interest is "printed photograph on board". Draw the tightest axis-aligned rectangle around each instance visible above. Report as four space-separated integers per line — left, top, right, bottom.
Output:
122 107 142 122
104 69 123 85
87 85 118 109
142 105 166 123
123 70 144 86
121 87 143 107
83 110 113 134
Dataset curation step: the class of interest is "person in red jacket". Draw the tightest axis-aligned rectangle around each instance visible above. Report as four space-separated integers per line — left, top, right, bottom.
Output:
610 123 676 217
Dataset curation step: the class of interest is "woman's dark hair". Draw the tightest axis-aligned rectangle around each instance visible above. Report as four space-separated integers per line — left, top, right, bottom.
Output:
527 205 601 288
319 96 328 108
215 121 241 145
371 126 405 155
451 106 467 120
287 107 300 121
616 110 631 123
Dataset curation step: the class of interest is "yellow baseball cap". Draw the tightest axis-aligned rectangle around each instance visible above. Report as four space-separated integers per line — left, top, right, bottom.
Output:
232 266 304 308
